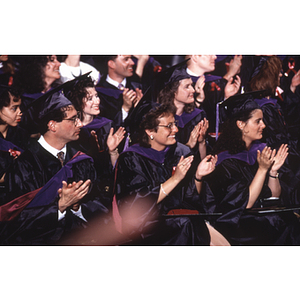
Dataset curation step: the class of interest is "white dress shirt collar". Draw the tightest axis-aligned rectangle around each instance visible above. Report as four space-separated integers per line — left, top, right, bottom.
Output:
186 68 200 77
38 135 67 158
106 75 126 89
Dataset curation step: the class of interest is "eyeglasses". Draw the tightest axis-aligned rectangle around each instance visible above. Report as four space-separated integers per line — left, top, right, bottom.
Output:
157 120 178 130
62 111 82 126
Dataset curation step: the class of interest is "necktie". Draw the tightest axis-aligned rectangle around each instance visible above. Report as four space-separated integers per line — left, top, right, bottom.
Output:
57 151 64 166
118 83 124 90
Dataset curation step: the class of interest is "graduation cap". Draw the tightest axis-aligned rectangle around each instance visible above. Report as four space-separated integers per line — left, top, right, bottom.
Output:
215 90 266 140
62 71 92 99
156 58 190 87
123 86 159 145
38 91 73 120
152 58 190 93
219 90 266 120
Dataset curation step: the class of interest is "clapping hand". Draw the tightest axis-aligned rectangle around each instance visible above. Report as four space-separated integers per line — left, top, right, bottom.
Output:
195 154 218 179
270 144 289 173
173 155 194 183
224 75 241 99
58 179 91 213
198 118 209 143
257 146 276 171
107 127 126 152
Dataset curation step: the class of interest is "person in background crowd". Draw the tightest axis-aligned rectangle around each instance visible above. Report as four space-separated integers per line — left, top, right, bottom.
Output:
203 94 300 245
115 103 229 245
59 55 100 85
13 55 62 136
157 65 208 160
66 74 125 215
1 88 109 245
0 55 18 86
185 55 241 148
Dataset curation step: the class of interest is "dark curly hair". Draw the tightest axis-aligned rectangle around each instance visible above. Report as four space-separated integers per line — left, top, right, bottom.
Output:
157 80 195 114
13 55 60 94
38 105 72 135
213 108 262 155
67 76 95 116
248 56 282 96
0 87 22 125
138 103 176 148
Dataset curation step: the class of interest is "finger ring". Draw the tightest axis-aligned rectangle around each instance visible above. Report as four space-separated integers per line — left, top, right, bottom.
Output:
182 163 185 166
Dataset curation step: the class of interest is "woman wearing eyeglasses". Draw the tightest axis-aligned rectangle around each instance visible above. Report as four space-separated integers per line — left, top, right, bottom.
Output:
114 103 229 245
157 67 208 160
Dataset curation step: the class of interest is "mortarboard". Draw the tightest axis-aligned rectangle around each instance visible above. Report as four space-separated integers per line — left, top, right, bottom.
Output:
219 90 266 122
153 59 190 94
62 71 92 99
156 58 190 87
123 86 158 145
38 91 73 120
214 90 266 140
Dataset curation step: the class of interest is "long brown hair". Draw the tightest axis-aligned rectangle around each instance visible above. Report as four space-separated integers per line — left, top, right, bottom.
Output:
249 56 282 96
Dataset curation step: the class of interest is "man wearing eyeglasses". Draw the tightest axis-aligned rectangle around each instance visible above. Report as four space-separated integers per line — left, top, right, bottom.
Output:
2 91 109 245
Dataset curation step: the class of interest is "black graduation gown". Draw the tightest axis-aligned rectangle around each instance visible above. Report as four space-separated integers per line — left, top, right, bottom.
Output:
0 125 30 151
203 142 300 245
280 86 300 142
0 141 109 245
69 116 115 211
254 98 298 152
0 138 23 205
175 108 207 156
18 92 44 135
0 126 30 205
190 74 228 148
254 98 300 205
96 78 143 129
96 80 144 152
115 142 210 245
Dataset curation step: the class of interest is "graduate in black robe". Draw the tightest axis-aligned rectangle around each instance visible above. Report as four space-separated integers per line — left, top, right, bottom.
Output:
0 85 30 150
1 89 109 245
185 55 242 146
247 56 300 205
96 55 146 130
157 64 208 160
115 104 224 246
0 85 30 204
203 95 300 245
65 74 126 214
13 55 62 136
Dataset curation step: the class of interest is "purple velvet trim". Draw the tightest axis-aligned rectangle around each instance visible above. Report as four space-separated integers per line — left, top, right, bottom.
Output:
254 97 277 107
0 138 23 152
175 108 203 128
96 87 123 99
216 141 266 166
83 117 111 133
123 144 170 164
216 102 220 141
190 74 223 84
26 153 93 208
22 92 44 100
204 74 223 82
